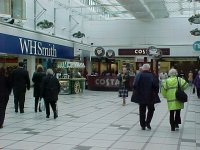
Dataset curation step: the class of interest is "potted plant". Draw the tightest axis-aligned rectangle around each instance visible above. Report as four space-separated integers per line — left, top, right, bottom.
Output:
190 28 200 36
37 20 54 29
188 14 200 24
72 31 85 38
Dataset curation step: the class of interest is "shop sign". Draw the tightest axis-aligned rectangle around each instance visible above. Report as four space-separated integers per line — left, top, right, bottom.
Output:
67 62 85 68
57 61 85 68
193 41 200 51
95 78 119 87
0 33 74 59
106 49 115 58
118 48 170 55
95 47 105 57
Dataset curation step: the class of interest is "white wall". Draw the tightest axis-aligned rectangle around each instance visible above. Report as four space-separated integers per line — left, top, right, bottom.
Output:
84 18 200 57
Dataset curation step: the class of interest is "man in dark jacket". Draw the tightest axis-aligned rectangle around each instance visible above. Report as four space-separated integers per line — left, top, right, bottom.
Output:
12 62 30 113
41 69 60 119
0 67 12 128
131 64 160 130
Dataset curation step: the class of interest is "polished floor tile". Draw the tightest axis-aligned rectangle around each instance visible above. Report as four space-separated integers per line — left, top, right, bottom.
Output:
0 88 199 150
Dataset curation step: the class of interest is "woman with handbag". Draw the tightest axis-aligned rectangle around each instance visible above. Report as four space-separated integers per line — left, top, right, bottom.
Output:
41 69 60 119
161 68 188 131
32 65 46 112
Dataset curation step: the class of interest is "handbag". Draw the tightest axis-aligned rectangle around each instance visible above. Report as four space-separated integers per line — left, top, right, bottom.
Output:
39 98 46 111
175 77 188 103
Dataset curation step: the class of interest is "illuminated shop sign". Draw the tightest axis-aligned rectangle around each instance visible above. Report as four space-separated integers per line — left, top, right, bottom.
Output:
95 78 119 86
118 48 170 55
0 33 74 59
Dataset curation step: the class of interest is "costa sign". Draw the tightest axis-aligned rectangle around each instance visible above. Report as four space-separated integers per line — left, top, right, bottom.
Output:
118 48 170 55
95 78 119 86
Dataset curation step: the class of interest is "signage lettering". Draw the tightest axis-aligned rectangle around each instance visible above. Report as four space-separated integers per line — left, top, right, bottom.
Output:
118 48 170 55
19 38 57 57
95 79 119 86
0 33 73 59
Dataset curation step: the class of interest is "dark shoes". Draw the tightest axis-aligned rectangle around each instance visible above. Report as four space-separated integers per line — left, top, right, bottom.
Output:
175 124 179 129
46 115 49 118
0 125 3 129
171 127 175 131
146 124 151 130
141 123 151 130
54 113 58 119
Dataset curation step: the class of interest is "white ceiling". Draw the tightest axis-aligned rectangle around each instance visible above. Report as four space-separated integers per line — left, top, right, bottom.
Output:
96 0 200 20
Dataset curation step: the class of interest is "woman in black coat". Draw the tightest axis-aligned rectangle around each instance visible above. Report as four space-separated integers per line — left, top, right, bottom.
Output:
41 69 60 119
0 67 11 128
32 65 46 112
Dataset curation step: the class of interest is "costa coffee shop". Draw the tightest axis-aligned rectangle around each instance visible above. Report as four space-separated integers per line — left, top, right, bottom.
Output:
87 47 170 91
0 23 74 81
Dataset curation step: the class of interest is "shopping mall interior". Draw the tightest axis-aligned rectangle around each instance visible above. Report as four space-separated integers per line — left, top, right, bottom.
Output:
0 0 200 150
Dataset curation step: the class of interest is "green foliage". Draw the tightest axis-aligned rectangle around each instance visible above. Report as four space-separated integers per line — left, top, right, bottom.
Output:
72 31 85 38
37 20 54 29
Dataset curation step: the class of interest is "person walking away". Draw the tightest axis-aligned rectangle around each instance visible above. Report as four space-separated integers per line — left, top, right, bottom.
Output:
193 69 198 94
188 70 193 86
118 67 130 106
194 70 200 99
0 68 12 128
41 69 60 119
161 69 188 131
12 62 30 113
32 65 46 112
131 64 160 130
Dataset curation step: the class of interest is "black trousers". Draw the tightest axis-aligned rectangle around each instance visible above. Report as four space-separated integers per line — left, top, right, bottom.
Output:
14 92 25 112
170 109 181 128
34 97 41 112
0 96 9 126
139 104 155 128
197 88 200 98
45 101 57 116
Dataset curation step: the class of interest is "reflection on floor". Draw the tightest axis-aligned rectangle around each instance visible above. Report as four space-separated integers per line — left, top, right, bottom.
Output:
0 88 199 150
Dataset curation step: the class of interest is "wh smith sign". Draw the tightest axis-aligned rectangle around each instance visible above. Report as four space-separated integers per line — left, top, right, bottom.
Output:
0 33 74 59
193 41 200 51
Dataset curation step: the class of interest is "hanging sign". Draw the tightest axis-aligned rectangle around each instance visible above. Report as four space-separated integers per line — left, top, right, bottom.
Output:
106 50 115 58
94 47 105 57
193 41 200 51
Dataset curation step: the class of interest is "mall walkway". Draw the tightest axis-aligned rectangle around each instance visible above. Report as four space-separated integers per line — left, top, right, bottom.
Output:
0 87 199 150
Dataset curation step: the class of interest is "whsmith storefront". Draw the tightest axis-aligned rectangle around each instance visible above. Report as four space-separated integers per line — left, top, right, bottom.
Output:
0 23 74 82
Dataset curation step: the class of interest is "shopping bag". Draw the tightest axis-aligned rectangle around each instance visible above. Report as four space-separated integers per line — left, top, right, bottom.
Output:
39 98 45 111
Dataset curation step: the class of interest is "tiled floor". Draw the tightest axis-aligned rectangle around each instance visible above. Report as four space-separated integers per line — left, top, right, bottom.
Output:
0 87 199 150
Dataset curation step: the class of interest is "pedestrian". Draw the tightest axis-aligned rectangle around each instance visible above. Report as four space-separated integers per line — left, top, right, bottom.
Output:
161 68 188 131
188 70 193 86
193 69 198 94
194 70 200 98
32 65 46 112
131 64 160 130
41 69 60 119
11 62 30 113
118 67 130 106
0 67 12 128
